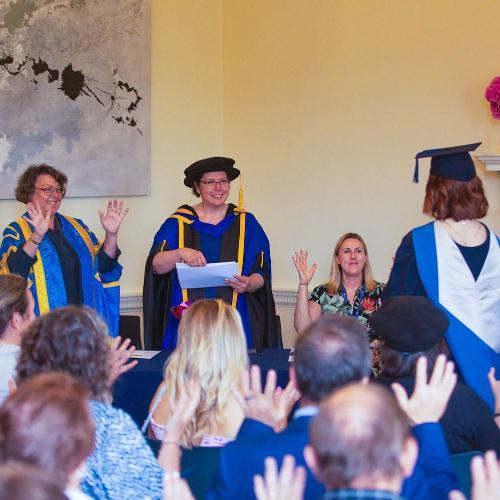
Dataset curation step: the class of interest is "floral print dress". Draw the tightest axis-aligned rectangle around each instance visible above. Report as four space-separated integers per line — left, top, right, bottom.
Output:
309 281 385 374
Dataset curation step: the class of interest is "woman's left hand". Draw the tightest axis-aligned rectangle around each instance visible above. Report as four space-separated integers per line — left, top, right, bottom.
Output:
99 200 129 235
225 273 264 294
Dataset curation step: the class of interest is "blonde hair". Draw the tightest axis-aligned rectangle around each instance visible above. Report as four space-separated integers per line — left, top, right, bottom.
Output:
162 299 248 447
327 233 376 294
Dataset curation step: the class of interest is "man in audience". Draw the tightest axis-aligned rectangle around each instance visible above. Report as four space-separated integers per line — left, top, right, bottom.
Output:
305 383 419 499
209 315 459 499
0 275 34 405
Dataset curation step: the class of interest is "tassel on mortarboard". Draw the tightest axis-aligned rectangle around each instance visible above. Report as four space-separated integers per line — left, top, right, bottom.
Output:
413 158 419 183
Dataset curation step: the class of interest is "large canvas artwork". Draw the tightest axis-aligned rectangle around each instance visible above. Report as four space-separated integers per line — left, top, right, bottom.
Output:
0 0 151 199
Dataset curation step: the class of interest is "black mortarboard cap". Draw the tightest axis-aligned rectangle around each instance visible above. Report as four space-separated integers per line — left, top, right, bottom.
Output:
413 142 481 183
184 157 240 187
369 296 449 353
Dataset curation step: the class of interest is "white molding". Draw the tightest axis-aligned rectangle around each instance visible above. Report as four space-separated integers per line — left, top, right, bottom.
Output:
120 294 143 313
119 289 298 313
476 155 500 172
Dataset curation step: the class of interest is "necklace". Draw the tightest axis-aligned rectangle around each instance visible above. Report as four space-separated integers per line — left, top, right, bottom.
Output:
443 219 483 246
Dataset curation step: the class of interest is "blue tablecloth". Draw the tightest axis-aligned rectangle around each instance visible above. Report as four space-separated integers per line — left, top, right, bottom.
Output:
112 349 292 427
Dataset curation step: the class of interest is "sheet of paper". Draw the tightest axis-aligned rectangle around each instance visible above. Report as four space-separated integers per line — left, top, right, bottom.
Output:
130 350 161 359
176 261 239 289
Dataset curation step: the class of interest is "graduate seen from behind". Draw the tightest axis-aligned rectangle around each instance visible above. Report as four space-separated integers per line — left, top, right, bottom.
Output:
384 143 499 410
143 157 278 350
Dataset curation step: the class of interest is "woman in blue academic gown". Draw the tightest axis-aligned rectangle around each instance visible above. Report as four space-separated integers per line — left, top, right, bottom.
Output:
143 157 279 350
384 143 500 409
0 164 127 336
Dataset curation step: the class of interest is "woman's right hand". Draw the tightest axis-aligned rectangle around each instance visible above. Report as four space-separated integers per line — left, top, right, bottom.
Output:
292 250 317 285
23 202 50 240
178 248 207 267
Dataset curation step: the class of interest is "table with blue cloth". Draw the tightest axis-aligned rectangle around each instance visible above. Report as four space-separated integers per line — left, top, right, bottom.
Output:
112 349 292 427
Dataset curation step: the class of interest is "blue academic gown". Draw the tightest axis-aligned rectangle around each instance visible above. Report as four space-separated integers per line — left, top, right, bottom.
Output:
0 213 122 336
384 222 500 409
143 204 279 350
208 415 459 500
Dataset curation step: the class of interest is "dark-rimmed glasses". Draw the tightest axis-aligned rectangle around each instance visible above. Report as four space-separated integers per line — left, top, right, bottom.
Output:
34 187 66 197
199 179 229 188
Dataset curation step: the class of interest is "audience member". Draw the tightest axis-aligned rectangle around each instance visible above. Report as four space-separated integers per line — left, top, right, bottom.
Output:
305 383 418 499
15 305 163 500
0 464 67 500
209 315 459 499
372 296 500 453
0 372 94 499
0 274 35 405
293 233 384 372
144 299 248 447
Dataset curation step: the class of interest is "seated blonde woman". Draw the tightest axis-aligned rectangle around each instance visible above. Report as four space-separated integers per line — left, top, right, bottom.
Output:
293 233 385 373
144 299 248 448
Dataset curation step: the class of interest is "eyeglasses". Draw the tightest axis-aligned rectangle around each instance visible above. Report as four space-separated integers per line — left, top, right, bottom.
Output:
34 187 66 197
199 179 229 188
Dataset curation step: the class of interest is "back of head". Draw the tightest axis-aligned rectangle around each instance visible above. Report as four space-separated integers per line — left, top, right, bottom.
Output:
309 383 413 489
0 275 28 338
16 305 111 401
0 372 94 489
163 299 248 446
0 464 66 500
294 315 371 403
369 296 449 379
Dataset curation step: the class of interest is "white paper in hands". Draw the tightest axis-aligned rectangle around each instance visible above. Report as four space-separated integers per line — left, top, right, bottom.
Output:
176 261 239 289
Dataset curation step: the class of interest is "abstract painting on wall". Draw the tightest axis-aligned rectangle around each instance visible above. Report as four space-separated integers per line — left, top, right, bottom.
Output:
0 0 151 198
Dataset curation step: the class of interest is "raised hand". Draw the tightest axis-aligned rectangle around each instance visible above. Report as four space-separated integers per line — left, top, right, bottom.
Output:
292 250 317 285
98 200 129 235
178 247 207 267
449 451 499 500
108 337 138 385
392 355 457 425
233 365 300 431
163 379 201 443
23 201 51 240
253 455 306 500
158 380 201 474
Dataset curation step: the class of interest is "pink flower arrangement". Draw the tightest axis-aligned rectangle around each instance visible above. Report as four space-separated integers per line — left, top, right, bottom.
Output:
485 76 500 119
170 300 192 320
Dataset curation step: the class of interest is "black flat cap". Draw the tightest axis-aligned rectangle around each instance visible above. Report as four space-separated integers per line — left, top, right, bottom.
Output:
369 296 449 353
183 157 240 187
413 142 481 183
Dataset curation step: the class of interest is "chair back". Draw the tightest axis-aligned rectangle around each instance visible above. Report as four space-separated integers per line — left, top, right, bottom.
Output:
450 451 482 499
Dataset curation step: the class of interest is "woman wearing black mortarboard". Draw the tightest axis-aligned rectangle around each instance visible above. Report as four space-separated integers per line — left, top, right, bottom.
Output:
143 157 279 350
384 143 500 411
